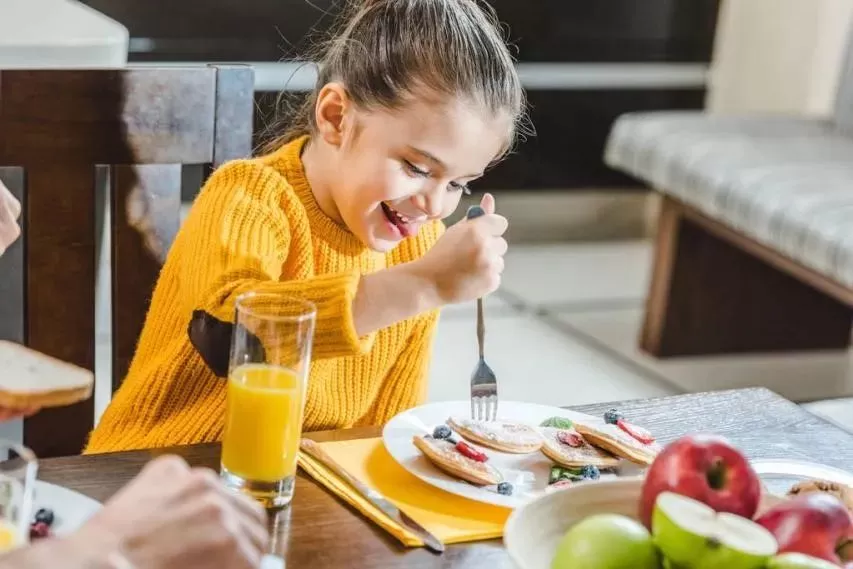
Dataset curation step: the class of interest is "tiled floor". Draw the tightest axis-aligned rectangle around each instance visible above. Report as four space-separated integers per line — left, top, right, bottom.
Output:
429 240 853 433
94 236 853 434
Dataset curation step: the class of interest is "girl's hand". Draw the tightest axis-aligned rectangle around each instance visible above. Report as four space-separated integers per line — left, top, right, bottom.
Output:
414 193 508 304
0 179 21 257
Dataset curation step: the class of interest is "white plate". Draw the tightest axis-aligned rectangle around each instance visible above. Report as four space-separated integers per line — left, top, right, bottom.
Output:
33 481 102 536
382 400 645 509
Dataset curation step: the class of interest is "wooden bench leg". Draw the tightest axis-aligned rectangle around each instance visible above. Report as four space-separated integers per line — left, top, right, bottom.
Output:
641 198 853 357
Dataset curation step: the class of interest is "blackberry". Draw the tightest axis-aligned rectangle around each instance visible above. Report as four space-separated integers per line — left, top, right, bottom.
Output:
432 425 452 440
34 508 54 526
581 465 600 480
497 482 513 496
603 409 623 425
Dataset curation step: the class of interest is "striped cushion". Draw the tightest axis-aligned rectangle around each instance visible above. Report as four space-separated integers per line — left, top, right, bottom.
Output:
605 111 853 287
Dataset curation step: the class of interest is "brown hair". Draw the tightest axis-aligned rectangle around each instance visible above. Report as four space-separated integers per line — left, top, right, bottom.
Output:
262 0 529 155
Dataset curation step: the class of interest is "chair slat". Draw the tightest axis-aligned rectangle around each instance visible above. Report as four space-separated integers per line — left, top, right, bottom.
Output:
110 164 183 391
23 164 97 458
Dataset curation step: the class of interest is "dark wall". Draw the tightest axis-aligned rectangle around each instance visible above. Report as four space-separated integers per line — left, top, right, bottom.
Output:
84 0 720 191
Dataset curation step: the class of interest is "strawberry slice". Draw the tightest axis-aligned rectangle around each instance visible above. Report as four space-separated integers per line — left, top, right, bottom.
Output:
557 431 584 448
617 419 655 445
455 441 488 462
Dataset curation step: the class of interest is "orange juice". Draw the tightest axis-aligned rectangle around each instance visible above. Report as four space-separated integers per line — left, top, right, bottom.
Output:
0 520 22 552
221 363 304 482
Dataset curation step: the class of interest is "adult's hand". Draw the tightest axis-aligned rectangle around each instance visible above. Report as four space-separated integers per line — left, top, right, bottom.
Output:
72 455 270 569
0 179 21 257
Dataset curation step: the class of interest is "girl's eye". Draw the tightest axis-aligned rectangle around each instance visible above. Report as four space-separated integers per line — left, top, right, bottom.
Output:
449 182 471 195
403 160 430 178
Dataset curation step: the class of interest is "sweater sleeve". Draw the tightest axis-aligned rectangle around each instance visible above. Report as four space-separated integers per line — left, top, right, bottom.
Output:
179 161 375 363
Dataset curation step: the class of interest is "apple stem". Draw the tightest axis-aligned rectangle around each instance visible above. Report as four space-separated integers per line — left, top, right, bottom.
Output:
706 458 727 490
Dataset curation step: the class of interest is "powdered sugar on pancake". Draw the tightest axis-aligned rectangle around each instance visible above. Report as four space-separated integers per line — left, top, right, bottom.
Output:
448 417 542 447
576 420 662 459
418 436 501 478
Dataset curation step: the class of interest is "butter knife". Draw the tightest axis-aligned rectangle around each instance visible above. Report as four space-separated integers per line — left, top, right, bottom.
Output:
299 438 445 553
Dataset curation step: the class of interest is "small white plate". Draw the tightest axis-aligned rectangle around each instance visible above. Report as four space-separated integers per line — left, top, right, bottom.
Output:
33 481 102 535
382 400 645 509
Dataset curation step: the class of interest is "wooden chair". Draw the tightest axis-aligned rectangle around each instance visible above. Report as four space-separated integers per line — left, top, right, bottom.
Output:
0 65 255 458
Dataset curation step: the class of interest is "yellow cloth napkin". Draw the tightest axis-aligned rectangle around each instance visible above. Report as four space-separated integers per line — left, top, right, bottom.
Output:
298 438 510 547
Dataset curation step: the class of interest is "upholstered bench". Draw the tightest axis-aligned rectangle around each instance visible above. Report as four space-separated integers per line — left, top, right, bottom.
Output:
603 34 853 358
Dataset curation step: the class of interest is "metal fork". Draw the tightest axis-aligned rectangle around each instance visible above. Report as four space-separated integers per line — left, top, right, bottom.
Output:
466 205 498 422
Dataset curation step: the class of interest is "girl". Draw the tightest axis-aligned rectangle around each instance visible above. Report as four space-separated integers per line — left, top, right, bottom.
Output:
86 0 527 453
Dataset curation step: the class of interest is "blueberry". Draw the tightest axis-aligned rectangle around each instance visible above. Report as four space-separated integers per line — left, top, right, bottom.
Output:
603 409 623 425
34 508 54 526
497 482 513 496
432 425 452 440
581 465 600 480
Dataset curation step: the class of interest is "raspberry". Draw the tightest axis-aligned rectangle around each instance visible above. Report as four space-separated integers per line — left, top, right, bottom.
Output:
30 522 50 539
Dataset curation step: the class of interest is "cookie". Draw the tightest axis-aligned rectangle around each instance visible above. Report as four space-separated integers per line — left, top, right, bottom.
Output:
540 427 620 469
413 435 502 486
446 417 543 454
573 420 661 466
788 479 853 513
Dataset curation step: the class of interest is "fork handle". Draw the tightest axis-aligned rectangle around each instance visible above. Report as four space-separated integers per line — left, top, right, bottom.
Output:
476 297 485 360
466 205 488 361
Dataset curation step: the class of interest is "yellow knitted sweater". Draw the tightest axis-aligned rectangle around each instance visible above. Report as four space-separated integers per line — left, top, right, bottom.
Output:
86 136 443 454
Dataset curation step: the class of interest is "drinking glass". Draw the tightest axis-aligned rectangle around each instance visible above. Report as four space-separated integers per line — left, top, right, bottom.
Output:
0 441 37 551
220 292 316 508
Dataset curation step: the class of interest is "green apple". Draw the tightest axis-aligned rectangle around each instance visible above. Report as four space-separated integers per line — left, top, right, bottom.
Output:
551 513 661 569
767 553 840 569
653 492 777 569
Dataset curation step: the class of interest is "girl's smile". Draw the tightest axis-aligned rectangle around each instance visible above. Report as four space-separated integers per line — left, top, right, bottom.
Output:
380 201 424 239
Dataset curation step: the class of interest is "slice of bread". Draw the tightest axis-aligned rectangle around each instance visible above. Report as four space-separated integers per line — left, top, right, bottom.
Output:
0 341 94 409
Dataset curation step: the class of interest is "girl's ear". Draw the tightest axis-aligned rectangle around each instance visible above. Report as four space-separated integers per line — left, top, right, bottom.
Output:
314 82 350 147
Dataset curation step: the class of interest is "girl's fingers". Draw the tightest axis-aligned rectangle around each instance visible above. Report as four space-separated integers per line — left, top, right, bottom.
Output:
479 193 495 215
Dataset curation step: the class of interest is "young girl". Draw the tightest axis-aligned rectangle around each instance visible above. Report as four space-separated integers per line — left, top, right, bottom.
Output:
86 0 527 453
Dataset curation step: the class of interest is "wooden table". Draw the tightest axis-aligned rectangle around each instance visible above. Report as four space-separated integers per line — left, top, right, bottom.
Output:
38 388 853 568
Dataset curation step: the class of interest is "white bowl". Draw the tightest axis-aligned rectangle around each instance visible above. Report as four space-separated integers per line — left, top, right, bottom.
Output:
503 478 787 569
504 478 645 569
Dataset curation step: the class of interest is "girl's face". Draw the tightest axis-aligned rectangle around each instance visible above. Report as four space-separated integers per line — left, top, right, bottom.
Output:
315 87 512 252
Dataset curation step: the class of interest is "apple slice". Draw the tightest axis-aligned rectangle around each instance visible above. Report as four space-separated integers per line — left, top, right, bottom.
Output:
653 492 778 569
767 552 841 568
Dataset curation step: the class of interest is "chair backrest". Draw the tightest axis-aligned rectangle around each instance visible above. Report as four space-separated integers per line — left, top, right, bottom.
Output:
0 65 255 458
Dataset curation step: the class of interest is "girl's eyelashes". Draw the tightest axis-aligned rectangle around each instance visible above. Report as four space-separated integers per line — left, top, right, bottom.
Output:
403 160 430 178
449 181 472 195
402 159 471 194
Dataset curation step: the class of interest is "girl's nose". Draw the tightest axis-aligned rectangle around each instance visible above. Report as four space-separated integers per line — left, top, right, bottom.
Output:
412 188 443 219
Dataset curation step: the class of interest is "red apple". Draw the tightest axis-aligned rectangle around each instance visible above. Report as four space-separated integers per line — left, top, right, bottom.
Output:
639 434 761 528
756 493 853 564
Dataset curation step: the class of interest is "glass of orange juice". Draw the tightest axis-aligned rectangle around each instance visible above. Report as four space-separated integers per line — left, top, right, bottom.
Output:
0 441 37 551
220 292 316 508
